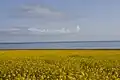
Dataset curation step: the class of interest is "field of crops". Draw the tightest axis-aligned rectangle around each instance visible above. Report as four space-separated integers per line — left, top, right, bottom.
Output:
0 50 120 80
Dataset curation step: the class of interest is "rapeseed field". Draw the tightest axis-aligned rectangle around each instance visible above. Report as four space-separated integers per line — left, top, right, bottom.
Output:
0 50 120 80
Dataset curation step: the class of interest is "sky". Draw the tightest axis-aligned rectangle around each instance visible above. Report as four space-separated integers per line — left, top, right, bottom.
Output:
0 0 120 42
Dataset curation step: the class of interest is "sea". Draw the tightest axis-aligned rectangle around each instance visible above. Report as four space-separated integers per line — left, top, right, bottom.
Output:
0 41 120 49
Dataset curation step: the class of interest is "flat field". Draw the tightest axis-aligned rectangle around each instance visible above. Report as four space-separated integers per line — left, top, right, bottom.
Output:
0 50 120 80
0 49 120 60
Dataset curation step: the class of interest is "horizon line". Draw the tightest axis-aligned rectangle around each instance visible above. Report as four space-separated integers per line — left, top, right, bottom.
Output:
0 40 120 44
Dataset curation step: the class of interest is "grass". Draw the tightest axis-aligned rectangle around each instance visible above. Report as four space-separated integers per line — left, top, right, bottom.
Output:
0 50 120 80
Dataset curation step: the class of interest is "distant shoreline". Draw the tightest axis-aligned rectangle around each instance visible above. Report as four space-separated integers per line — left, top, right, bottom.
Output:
0 49 120 50
0 40 120 44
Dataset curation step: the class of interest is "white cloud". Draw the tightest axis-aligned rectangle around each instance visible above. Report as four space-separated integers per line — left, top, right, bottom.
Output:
0 25 80 36
0 28 20 31
27 27 71 34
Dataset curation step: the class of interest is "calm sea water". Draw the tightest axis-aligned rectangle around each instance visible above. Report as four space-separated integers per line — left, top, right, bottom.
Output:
0 41 120 49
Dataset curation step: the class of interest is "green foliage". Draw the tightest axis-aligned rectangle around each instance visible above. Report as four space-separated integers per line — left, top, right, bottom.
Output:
0 56 120 80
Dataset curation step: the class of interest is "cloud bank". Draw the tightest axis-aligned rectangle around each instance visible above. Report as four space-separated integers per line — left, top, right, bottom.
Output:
0 4 83 42
11 4 67 21
2 4 80 35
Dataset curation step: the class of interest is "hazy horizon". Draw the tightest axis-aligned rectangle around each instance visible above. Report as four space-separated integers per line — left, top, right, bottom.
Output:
0 40 120 44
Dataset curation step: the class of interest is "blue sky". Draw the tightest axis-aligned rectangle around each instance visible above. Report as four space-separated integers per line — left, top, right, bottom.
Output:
0 0 120 42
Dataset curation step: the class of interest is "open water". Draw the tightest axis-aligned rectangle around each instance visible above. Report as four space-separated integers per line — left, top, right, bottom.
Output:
0 41 120 49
